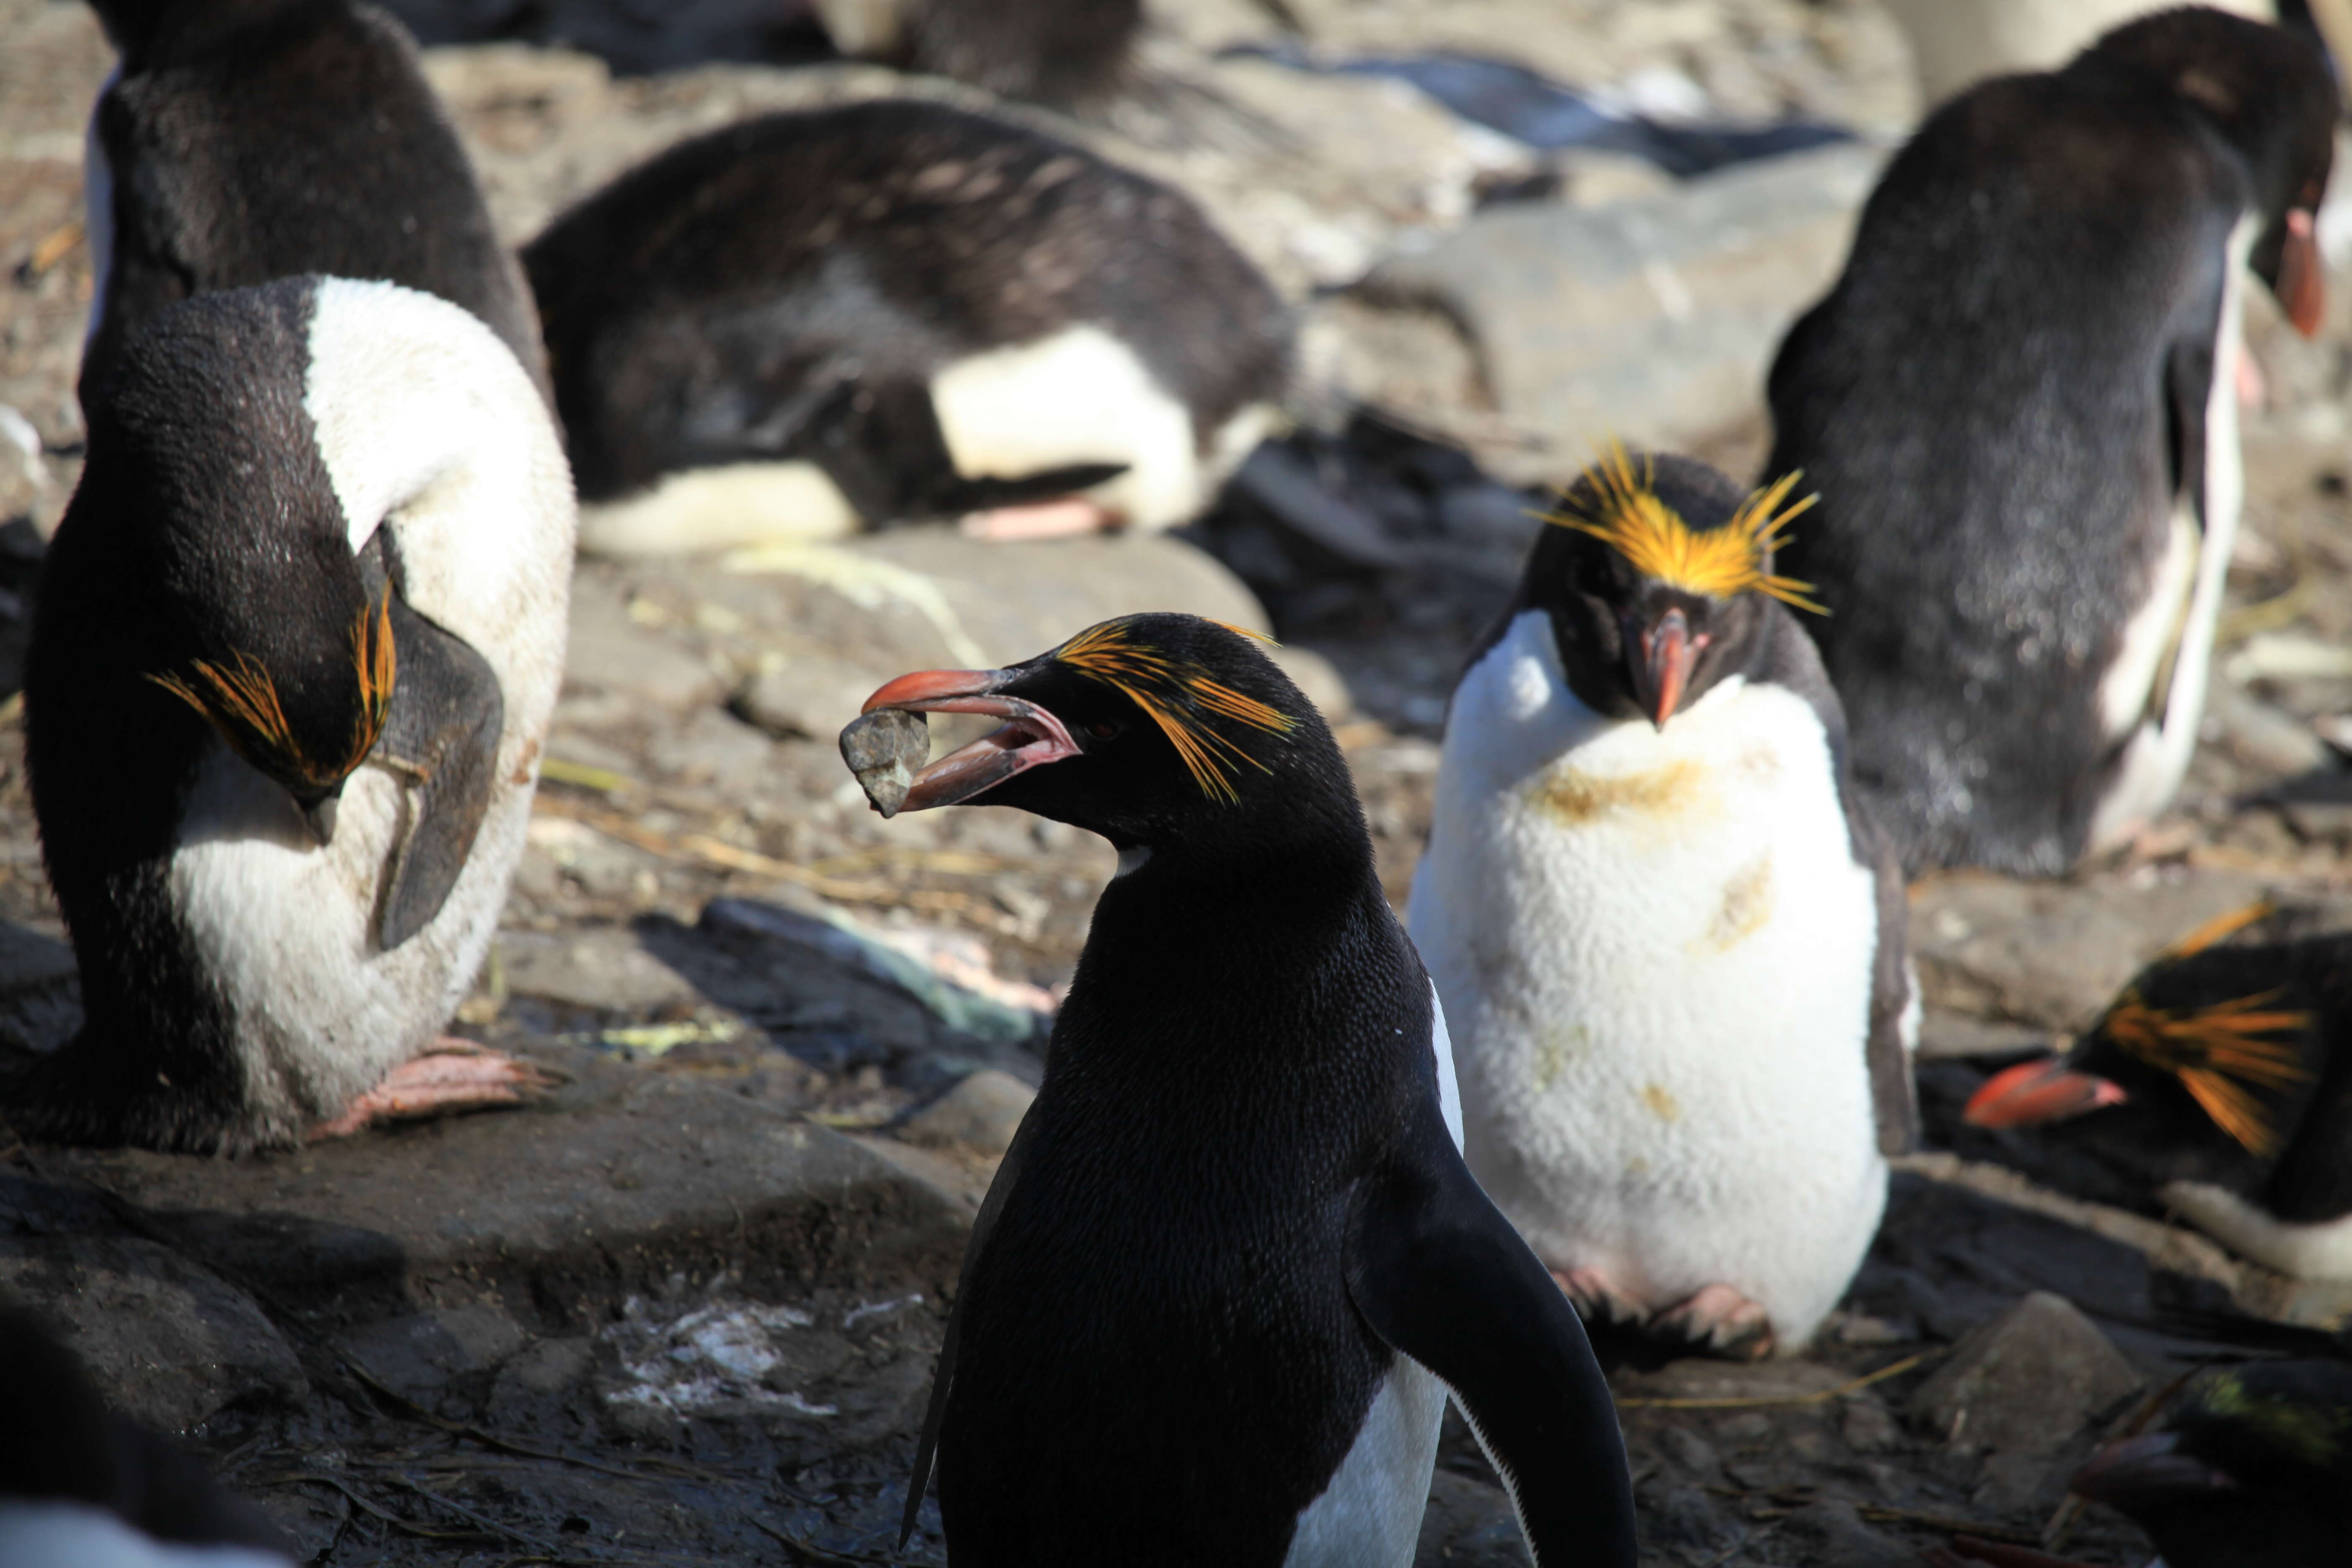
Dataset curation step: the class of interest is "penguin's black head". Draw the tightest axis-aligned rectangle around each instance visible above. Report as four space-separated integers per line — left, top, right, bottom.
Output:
1522 448 1822 729
2072 1360 2352 1568
78 280 401 845
2094 7 2338 336
1965 925 2324 1177
857 613 1354 862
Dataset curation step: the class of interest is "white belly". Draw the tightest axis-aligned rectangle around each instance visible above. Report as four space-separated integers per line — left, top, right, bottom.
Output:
1407 611 1887 1349
1284 1356 1448 1568
168 278 575 1130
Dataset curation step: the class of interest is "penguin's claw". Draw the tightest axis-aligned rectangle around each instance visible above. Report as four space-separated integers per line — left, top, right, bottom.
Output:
1653 1283 1775 1360
959 498 1120 542
1551 1266 1650 1328
308 1039 557 1140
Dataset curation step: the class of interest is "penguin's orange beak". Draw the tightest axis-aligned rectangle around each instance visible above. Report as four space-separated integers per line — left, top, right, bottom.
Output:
860 668 1080 811
2279 207 2325 338
1963 1056 2129 1129
1635 608 1704 729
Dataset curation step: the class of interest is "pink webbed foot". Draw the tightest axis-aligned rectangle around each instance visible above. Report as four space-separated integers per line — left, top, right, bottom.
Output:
958 498 1120 541
1551 1265 1651 1330
308 1038 555 1141
1652 1282 1776 1361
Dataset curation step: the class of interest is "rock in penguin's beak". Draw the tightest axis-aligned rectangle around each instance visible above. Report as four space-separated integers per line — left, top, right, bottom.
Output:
1963 1055 2129 1129
1632 607 1702 730
859 668 1081 812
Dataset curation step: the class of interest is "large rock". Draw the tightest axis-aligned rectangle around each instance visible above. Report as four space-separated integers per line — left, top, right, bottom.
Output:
0 1173 307 1432
1907 1291 2142 1456
898 1069 1035 1157
1350 143 1885 473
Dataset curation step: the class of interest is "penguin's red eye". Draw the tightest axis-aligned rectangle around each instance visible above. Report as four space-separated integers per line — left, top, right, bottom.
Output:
1087 720 1119 740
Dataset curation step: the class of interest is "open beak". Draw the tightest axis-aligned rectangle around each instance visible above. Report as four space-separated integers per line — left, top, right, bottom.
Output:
2279 207 2325 338
2071 1431 2239 1514
1963 1055 2128 1129
859 668 1080 812
1635 608 1702 730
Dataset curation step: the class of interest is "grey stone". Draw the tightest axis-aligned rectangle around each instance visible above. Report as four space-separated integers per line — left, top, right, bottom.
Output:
743 653 903 743
1355 144 1886 465
0 1178 307 1432
565 573 725 709
1840 1399 1903 1454
1779 1500 1916 1568
499 925 702 1013
843 526 1271 666
1908 869 2276 1027
897 1069 1035 1157
655 706 778 794
38 1045 972 1315
2207 679 2334 780
1907 1291 2143 1456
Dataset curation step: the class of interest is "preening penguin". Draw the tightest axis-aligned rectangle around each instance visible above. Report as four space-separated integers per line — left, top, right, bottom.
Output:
1766 6 2337 876
522 100 1289 555
845 614 1635 1568
77 0 549 411
1407 449 1915 1359
8 276 573 1153
1967 921 2352 1280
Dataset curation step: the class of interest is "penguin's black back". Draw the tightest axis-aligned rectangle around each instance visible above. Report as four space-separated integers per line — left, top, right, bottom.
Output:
80 0 548 408
1766 38 2282 874
938 823 1431 1563
521 99 1289 503
15 281 333 1150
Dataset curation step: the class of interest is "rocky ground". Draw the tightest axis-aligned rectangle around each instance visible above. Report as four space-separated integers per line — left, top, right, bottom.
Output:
4 0 2352 1563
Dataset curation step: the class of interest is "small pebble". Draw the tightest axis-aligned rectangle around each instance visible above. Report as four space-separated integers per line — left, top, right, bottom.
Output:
838 707 929 818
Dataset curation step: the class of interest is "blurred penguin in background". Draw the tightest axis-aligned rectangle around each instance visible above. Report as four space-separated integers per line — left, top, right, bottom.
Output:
1768 8 2337 876
809 0 1140 110
525 100 1289 556
78 0 549 413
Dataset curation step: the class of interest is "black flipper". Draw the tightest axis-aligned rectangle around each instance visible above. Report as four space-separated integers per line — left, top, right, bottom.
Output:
1345 1096 1638 1568
897 1104 1041 1549
369 595 503 951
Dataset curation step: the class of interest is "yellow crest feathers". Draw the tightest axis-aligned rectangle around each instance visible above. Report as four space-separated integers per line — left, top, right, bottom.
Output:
1545 444 1826 614
1052 619 1297 805
148 596 397 786
2100 987 2313 1157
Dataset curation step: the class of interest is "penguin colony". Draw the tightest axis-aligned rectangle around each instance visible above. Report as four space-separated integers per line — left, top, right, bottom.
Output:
5 0 2352 1565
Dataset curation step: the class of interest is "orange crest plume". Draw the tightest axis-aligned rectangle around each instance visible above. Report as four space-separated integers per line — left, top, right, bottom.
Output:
1545 444 1826 614
149 596 397 786
2100 988 2313 1156
1052 619 1297 805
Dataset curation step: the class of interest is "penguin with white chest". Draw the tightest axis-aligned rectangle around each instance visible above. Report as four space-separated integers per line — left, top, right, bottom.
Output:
1408 450 1916 1358
522 100 1289 553
77 0 550 413
1767 7 2338 876
7 276 574 1153
846 613 1636 1568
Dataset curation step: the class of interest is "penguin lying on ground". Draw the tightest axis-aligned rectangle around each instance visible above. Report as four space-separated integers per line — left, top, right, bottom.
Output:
1966 922 2352 1279
5 276 573 1154
2069 1358 2352 1568
0 1301 293 1567
523 100 1289 554
1406 449 1915 1359
1766 7 2337 876
846 613 1636 1568
77 0 549 412
806 0 1140 109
